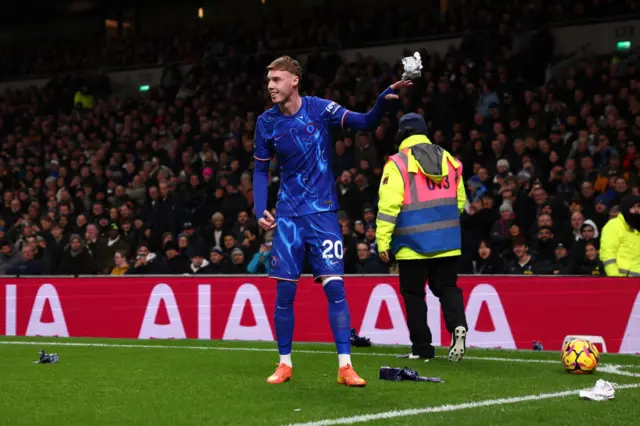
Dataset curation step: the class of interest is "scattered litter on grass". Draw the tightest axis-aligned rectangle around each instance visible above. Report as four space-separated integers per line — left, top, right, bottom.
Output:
580 380 616 401
32 349 59 364
379 367 443 382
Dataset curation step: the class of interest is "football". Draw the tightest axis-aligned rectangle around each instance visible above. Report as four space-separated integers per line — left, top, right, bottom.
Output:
561 338 600 374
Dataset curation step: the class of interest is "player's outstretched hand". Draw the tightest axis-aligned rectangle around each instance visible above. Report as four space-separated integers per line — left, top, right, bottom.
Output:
258 210 277 231
385 80 413 100
379 250 390 263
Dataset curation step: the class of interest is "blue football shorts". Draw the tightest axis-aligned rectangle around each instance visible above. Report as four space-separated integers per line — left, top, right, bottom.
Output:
269 211 344 282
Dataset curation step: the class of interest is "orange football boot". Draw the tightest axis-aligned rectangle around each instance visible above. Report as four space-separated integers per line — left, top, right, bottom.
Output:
267 363 292 384
337 364 367 387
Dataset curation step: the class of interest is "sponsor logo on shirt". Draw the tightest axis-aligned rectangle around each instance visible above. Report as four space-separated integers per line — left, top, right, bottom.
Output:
324 102 340 115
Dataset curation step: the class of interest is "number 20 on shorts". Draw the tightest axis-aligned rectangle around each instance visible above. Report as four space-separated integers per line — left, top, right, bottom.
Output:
322 240 344 259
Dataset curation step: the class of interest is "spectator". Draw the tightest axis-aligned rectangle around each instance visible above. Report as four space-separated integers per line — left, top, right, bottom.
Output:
35 236 54 274
73 85 94 109
490 202 515 252
355 242 388 274
543 242 574 275
362 224 378 254
57 234 98 276
247 242 272 274
471 240 504 275
6 245 42 276
354 132 379 174
0 241 18 274
111 251 130 275
181 221 206 250
163 241 189 274
209 248 234 274
229 247 248 273
362 205 376 226
337 171 362 222
222 233 239 256
572 219 600 259
177 234 190 253
126 244 164 275
147 181 184 250
505 237 536 275
568 212 585 242
202 212 226 250
84 224 102 260
532 226 557 264
333 140 354 177
98 224 130 273
477 83 500 118
574 241 604 276
232 210 255 242
186 247 215 274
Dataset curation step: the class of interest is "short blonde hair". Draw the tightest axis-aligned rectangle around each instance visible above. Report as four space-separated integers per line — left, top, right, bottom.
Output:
267 56 302 78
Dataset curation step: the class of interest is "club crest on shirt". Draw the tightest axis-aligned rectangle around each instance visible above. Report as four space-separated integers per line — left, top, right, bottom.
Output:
305 122 317 135
271 256 279 268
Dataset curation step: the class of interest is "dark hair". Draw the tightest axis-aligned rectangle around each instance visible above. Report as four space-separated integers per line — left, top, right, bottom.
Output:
584 241 598 250
478 239 492 249
512 235 527 247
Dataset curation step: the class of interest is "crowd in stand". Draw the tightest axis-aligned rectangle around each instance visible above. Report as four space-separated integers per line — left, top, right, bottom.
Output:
1 0 638 78
0 2 639 277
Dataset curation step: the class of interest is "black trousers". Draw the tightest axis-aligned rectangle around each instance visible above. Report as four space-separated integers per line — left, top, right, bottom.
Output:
398 256 467 356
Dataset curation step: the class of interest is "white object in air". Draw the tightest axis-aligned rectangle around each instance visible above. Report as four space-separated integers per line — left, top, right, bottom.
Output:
401 52 423 80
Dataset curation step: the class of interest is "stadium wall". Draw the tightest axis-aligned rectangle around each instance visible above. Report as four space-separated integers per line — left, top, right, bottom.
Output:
0 18 638 94
1 276 638 354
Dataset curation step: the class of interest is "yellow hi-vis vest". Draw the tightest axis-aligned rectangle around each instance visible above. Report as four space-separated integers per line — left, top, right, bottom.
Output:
376 134 466 260
600 214 640 277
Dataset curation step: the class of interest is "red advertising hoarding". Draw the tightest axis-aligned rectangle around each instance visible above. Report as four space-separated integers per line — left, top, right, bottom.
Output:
1 276 638 354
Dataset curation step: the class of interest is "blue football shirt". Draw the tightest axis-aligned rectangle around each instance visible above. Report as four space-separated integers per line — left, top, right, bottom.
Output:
254 97 348 218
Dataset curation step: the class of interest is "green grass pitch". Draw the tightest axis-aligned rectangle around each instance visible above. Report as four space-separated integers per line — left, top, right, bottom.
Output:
0 337 638 425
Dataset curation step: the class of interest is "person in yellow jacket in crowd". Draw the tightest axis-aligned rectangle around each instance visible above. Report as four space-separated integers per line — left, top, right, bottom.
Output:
74 85 94 110
600 194 640 277
376 113 468 362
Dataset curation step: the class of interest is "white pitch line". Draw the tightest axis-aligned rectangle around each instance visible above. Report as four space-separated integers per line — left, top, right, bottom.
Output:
0 340 638 369
286 383 640 426
599 365 640 377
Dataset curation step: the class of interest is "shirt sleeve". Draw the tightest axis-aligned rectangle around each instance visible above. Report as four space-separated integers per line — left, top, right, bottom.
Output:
599 218 622 277
341 87 394 130
313 97 349 128
253 118 273 161
456 173 466 215
376 160 405 253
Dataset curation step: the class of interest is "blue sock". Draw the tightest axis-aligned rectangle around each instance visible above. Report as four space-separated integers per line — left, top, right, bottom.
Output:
274 280 296 355
323 278 351 355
